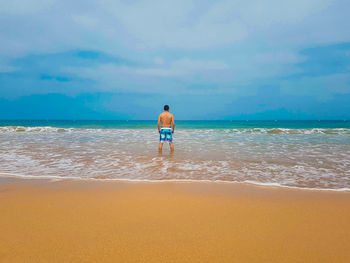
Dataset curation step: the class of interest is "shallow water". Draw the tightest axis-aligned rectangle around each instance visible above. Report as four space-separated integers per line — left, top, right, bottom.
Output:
1 121 349 191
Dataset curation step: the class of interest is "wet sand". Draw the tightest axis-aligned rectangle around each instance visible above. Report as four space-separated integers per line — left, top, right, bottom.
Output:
1 176 350 262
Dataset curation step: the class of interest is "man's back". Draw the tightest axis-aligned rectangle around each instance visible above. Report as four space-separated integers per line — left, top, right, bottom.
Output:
159 111 174 128
158 105 175 153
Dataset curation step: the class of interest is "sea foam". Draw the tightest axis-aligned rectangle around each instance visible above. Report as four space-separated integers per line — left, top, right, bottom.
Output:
0 126 349 191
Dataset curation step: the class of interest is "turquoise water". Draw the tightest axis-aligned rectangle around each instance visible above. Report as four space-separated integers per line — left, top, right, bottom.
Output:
0 120 349 190
0 120 350 129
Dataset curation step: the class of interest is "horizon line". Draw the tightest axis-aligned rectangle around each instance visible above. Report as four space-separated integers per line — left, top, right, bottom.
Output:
0 119 348 122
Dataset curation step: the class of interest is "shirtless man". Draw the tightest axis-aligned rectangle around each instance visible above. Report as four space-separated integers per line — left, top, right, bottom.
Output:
157 105 175 153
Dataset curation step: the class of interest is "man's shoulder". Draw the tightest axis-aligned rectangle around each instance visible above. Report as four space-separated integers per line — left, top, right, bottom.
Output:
159 112 174 118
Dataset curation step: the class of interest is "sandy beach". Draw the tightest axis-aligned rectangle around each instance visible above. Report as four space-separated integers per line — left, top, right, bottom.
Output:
1 176 350 262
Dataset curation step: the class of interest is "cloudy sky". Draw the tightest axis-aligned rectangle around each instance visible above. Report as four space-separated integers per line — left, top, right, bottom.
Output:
0 0 350 119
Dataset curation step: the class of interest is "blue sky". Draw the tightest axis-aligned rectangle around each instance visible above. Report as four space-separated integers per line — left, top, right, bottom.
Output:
0 0 350 120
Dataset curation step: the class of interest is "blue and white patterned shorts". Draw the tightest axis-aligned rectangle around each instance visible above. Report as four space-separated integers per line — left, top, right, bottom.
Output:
159 128 173 143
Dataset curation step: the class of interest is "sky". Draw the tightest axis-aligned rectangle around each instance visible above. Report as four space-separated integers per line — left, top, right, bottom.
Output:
0 0 350 120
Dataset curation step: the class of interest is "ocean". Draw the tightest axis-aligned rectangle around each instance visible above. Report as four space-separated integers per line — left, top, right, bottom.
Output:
1 120 349 191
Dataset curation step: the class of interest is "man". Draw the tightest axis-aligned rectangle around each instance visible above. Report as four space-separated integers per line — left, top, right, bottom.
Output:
158 105 175 153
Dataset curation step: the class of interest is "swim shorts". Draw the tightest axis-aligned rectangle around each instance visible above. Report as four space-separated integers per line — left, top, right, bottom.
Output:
159 128 173 143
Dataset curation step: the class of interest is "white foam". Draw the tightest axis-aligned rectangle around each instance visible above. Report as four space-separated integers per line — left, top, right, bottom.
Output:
1 172 350 192
1 126 350 134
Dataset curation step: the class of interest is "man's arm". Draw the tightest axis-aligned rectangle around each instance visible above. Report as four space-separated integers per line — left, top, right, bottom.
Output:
157 115 161 133
171 115 175 133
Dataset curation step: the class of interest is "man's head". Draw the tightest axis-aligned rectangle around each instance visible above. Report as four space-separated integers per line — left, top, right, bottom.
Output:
164 105 169 111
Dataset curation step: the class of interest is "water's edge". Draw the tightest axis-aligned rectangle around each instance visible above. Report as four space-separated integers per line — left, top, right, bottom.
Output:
1 172 349 192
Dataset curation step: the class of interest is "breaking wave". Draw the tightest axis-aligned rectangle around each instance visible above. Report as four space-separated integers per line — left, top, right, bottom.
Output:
1 126 350 135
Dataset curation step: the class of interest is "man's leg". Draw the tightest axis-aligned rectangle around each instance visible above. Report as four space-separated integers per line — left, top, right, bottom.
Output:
158 142 164 152
168 130 174 152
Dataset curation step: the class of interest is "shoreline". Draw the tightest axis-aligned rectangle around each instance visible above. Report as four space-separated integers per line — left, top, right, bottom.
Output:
1 173 350 192
1 176 350 262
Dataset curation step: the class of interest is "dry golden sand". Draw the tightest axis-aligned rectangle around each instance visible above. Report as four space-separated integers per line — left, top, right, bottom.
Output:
0 176 350 262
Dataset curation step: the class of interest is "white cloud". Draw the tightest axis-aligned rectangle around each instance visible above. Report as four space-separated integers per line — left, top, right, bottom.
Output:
64 58 229 79
132 58 230 77
98 0 337 49
154 57 164 66
0 0 349 57
0 0 55 15
103 0 248 49
72 14 99 29
172 58 229 71
254 52 305 64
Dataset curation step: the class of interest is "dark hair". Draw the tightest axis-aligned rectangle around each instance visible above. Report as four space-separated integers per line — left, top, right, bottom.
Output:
164 105 169 111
